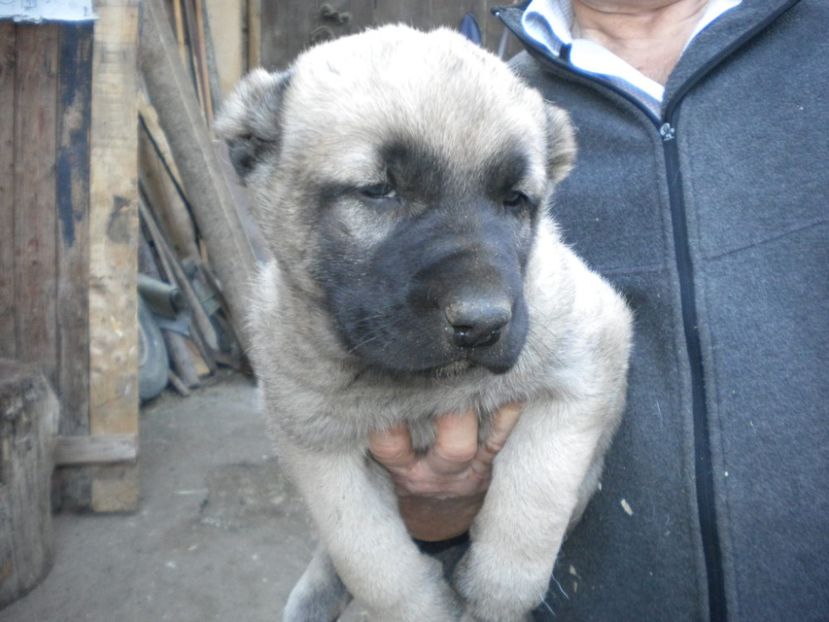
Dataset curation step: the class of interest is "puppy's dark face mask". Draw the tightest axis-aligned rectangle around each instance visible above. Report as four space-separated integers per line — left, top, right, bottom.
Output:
311 138 537 376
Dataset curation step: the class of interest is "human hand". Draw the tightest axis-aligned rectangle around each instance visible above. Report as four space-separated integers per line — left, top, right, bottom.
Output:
368 403 523 542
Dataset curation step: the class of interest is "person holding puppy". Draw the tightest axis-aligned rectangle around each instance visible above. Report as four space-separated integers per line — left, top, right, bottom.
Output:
370 0 829 620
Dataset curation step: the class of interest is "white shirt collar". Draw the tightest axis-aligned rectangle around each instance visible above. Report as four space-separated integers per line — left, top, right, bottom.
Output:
521 0 741 109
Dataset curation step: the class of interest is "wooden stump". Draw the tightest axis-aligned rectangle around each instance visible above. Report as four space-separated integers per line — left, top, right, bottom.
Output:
0 359 58 608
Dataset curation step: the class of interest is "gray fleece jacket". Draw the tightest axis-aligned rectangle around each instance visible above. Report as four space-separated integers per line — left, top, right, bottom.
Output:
494 2 829 621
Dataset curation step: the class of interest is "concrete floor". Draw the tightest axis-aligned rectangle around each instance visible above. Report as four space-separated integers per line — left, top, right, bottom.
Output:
2 373 367 622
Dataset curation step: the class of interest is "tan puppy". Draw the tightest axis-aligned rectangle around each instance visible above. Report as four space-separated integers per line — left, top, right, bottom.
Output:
216 25 632 622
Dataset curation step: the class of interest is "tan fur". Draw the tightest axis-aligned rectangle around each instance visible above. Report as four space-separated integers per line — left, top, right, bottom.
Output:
217 25 632 622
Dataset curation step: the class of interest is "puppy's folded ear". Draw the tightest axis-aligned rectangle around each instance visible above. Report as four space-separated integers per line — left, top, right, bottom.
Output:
214 68 292 179
545 105 577 184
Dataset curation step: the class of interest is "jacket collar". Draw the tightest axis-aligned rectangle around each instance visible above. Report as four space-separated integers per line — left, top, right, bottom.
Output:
663 0 801 111
495 0 802 118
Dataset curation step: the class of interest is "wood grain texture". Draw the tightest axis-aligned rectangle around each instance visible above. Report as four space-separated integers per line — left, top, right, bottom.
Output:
138 125 200 261
0 360 57 608
54 434 137 466
13 25 59 383
0 24 16 360
258 1 520 70
204 0 244 95
259 0 318 70
56 24 93 437
193 0 214 123
247 0 262 68
137 91 185 188
88 0 140 511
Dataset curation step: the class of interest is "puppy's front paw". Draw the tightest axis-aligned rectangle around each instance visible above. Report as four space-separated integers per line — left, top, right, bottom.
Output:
283 575 350 622
453 547 549 622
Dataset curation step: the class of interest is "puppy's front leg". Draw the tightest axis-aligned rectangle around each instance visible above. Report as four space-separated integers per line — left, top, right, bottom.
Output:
280 441 460 622
454 398 619 621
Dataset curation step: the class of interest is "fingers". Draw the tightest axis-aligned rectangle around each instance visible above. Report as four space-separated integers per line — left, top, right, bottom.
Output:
425 409 479 475
370 402 523 484
471 402 522 476
368 423 416 472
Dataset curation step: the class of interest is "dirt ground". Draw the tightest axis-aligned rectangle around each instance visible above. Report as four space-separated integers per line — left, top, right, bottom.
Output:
2 373 367 622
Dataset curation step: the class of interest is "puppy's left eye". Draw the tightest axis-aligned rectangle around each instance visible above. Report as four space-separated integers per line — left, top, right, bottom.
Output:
360 183 397 200
503 190 530 211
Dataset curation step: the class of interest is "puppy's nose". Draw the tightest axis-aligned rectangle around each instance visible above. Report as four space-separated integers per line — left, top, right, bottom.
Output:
444 297 511 349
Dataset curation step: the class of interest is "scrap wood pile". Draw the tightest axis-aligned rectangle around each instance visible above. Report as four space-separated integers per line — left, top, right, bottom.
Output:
136 0 268 401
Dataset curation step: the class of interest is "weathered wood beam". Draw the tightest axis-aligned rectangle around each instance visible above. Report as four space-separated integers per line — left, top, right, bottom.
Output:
88 0 140 512
54 434 137 466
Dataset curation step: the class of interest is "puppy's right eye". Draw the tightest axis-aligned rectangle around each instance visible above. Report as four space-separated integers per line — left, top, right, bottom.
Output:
360 183 397 200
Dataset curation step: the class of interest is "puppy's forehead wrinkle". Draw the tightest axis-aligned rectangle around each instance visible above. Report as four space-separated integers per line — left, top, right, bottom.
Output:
280 27 547 178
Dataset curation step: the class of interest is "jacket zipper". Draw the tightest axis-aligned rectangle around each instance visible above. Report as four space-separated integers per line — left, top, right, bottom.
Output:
660 117 726 622
494 3 801 620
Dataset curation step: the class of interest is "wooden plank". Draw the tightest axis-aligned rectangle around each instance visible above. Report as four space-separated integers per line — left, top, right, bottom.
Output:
193 0 214 123
172 0 188 67
204 0 244 94
137 91 185 189
0 24 16 360
200 3 224 118
344 0 375 31
54 434 137 466
248 0 262 68
88 0 140 512
139 198 219 355
181 0 207 118
372 0 424 29
137 233 201 389
56 23 94 437
258 0 318 71
167 369 191 396
13 25 59 383
138 123 200 260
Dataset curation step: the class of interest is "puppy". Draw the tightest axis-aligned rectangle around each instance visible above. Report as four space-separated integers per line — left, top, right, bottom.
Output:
216 25 632 622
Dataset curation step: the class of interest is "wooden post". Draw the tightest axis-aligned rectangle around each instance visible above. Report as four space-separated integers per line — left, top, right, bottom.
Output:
247 0 261 69
13 26 59 382
87 0 140 512
56 24 94 438
205 0 244 95
0 360 58 608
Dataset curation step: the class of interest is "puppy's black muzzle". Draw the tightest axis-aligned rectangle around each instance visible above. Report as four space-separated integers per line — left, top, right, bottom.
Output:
444 292 512 349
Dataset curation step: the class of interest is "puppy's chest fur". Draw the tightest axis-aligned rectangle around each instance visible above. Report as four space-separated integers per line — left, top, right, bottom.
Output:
259 340 537 452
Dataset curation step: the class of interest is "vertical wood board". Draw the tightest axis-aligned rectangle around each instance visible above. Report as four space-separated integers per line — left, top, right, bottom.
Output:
204 0 244 95
247 0 261 68
138 128 200 261
56 24 93 436
259 0 319 70
88 0 140 511
0 24 16 360
12 25 59 383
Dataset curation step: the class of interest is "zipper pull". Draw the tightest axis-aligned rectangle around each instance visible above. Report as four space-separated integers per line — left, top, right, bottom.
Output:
660 122 676 141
